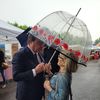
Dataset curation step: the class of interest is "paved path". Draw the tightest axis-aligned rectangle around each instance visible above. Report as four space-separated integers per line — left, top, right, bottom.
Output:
0 81 16 100
72 59 100 100
0 60 100 100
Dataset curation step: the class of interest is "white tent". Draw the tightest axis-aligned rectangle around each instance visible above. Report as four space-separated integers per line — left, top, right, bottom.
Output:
0 20 23 43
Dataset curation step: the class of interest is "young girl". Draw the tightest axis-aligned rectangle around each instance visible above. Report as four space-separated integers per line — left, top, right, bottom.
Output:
44 50 78 100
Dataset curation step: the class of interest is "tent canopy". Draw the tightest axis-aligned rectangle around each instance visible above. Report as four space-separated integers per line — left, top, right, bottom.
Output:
0 20 23 43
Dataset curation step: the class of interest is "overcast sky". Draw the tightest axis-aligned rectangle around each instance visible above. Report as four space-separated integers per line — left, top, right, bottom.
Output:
0 0 100 41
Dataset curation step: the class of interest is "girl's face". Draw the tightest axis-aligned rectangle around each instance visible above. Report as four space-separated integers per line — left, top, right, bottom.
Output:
58 54 66 67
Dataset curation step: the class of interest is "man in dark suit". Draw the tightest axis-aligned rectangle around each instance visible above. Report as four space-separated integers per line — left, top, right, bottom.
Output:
12 34 51 100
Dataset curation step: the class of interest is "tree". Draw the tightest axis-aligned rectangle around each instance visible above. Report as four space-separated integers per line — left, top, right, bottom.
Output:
8 22 28 30
94 37 100 45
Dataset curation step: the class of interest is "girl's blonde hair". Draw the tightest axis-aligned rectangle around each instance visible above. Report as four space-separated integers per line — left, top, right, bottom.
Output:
65 52 78 73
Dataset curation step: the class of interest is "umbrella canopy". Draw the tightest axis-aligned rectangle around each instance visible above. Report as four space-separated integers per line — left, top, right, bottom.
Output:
30 11 92 65
16 10 92 66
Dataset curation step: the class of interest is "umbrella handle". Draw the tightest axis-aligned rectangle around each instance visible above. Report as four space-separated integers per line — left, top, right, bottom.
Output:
48 50 57 63
62 8 81 40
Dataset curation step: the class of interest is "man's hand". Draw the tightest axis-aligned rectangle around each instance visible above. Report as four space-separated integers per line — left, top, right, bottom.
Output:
44 63 52 75
35 63 45 74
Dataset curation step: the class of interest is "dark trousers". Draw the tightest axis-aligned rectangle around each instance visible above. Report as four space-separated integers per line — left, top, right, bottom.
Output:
0 67 6 84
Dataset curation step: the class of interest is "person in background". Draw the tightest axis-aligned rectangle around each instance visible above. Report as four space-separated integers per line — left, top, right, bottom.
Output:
12 34 51 100
44 49 78 100
0 49 6 88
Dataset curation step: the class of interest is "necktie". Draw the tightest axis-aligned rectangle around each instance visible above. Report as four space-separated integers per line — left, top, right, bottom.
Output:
38 53 44 62
36 53 44 63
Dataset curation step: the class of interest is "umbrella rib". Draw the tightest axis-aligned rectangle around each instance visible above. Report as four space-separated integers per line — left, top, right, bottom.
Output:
57 12 82 32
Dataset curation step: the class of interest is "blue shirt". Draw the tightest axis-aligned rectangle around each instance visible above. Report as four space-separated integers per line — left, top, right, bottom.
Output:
48 72 71 100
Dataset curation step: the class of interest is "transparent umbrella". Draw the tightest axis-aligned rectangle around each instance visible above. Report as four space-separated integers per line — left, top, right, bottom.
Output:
17 9 92 66
29 9 92 66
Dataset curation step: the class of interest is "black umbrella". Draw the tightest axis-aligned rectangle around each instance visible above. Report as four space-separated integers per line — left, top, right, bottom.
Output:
16 27 31 47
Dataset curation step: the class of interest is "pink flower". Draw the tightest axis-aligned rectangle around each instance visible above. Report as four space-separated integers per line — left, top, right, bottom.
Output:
62 43 68 50
48 35 54 40
81 55 85 59
74 51 81 57
32 25 38 31
85 57 88 62
54 38 61 45
68 49 72 52
39 29 44 35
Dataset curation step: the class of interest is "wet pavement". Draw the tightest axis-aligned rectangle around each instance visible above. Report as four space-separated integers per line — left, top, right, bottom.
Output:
0 59 100 100
72 59 100 100
0 81 16 100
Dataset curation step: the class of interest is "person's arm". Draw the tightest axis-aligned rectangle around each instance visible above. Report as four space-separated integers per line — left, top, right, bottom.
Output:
44 75 69 100
12 53 44 82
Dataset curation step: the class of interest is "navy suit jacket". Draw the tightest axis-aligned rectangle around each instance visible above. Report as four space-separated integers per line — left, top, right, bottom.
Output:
12 47 44 100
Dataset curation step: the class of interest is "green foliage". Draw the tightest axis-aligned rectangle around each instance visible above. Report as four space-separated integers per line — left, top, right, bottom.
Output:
8 22 28 30
94 37 100 45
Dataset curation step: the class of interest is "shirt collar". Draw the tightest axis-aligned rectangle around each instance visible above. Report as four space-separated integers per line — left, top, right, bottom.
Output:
27 45 35 55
